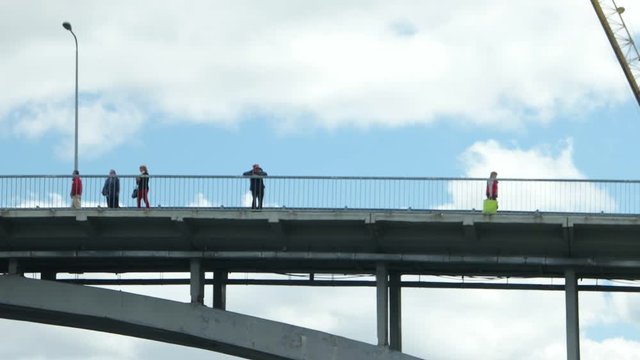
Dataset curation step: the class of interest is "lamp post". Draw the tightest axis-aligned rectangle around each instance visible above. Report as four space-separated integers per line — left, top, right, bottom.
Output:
62 21 79 172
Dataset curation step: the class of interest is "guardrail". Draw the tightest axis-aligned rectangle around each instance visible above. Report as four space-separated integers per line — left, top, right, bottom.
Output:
0 175 637 214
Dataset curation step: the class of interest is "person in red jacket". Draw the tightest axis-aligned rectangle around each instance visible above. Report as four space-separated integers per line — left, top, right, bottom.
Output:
486 171 498 200
70 170 83 209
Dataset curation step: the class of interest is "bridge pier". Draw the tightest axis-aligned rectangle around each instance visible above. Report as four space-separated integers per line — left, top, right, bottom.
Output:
389 273 402 352
190 259 204 305
377 264 403 350
376 263 389 346
8 259 21 275
213 269 227 310
565 269 580 360
41 272 56 281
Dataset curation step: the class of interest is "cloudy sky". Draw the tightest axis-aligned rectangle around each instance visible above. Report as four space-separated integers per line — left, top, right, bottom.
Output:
3 0 640 359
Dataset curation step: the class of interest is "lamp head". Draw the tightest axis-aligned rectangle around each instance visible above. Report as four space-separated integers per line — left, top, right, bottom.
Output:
62 22 72 31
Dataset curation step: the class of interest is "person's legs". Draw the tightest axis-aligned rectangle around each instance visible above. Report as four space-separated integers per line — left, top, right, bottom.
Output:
72 195 81 209
114 195 119 208
251 189 257 209
142 189 150 208
137 190 142 208
257 189 264 209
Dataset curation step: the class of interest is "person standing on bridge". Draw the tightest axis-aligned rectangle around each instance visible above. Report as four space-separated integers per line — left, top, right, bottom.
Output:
136 165 150 209
70 170 82 209
102 169 120 208
243 164 267 209
486 171 498 200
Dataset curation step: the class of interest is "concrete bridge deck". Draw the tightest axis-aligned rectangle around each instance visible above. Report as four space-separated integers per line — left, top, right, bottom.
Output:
1 208 640 279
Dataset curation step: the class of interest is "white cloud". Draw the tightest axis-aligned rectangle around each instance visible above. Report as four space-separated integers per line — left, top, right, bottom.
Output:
6 96 145 161
459 138 581 179
188 192 216 207
441 139 618 213
583 338 640 360
0 0 633 156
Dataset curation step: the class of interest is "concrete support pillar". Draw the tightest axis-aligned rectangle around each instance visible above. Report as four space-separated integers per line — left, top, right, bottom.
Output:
41 272 57 281
8 259 21 275
190 259 205 305
213 269 228 310
389 273 402 351
376 263 389 347
565 269 580 360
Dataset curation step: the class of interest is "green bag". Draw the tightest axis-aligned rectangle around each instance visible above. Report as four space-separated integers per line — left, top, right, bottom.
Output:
483 199 498 214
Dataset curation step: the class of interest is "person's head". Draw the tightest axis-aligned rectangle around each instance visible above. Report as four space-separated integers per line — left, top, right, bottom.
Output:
252 164 260 172
72 170 79 177
109 169 116 177
490 171 497 179
139 165 148 173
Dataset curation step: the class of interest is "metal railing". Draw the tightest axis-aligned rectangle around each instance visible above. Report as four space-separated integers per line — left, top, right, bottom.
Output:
0 175 638 214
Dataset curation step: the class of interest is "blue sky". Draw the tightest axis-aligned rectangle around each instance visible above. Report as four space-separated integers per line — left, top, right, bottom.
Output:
3 1 640 359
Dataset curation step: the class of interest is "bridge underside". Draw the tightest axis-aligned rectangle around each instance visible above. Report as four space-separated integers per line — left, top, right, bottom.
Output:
0 275 418 360
2 208 638 360
1 209 640 278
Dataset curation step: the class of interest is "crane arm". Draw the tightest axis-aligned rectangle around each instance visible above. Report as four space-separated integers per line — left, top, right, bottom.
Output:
591 0 640 108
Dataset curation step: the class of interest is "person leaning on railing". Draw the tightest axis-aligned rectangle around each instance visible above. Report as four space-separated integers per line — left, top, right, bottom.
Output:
136 165 150 209
243 164 267 209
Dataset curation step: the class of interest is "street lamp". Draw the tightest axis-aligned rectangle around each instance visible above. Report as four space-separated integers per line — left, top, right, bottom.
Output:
62 21 79 172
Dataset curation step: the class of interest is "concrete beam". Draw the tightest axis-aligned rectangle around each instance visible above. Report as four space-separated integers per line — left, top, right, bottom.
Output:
0 275 420 360
268 217 288 250
463 218 476 241
367 222 383 252
0 218 10 239
76 216 98 239
563 222 574 256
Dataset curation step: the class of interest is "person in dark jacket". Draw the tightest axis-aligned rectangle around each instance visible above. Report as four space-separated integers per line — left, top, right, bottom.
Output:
102 169 120 208
136 165 150 208
243 164 267 209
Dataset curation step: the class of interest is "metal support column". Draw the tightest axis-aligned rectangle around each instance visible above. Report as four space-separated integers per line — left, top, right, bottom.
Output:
376 263 389 347
41 272 57 281
8 259 21 275
190 259 204 305
565 269 580 360
213 269 228 310
389 273 402 351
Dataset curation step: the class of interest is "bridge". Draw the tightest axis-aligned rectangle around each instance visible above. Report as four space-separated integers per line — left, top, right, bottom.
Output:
2 175 640 360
